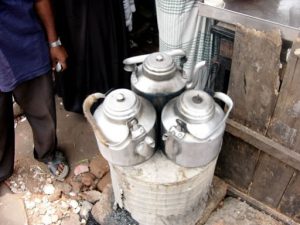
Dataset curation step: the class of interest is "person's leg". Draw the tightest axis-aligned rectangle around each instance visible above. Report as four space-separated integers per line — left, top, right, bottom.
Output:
13 72 57 163
0 91 15 182
13 73 68 180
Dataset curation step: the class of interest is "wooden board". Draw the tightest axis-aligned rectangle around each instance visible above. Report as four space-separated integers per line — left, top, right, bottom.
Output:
249 153 294 208
267 38 300 152
196 176 228 225
228 25 282 134
226 119 300 171
216 133 260 191
279 172 300 223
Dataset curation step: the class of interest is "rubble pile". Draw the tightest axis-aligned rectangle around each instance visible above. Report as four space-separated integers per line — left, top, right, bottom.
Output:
6 158 112 225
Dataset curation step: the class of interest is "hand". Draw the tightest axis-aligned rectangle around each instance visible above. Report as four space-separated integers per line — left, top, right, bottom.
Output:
50 46 68 72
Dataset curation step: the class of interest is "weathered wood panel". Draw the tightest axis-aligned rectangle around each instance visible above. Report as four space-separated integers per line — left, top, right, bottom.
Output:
249 153 294 208
228 25 281 134
216 133 260 191
279 172 300 223
226 119 300 171
267 38 300 153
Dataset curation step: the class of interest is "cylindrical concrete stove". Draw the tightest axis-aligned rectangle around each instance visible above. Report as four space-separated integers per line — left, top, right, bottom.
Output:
110 151 217 225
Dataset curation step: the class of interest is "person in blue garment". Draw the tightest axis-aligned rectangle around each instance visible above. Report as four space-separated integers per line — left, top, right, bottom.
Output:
0 0 69 183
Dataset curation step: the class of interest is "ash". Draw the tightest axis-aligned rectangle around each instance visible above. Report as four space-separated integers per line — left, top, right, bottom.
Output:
87 207 139 225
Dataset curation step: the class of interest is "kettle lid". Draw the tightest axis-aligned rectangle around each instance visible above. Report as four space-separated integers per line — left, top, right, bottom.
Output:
177 90 215 122
103 89 141 120
143 53 176 80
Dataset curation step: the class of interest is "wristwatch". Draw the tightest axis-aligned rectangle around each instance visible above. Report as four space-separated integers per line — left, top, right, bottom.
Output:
49 38 62 48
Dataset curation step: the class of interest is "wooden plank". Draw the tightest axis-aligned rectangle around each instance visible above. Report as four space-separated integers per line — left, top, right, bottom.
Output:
226 119 300 171
279 172 300 223
196 176 228 225
249 153 294 208
216 133 260 191
228 185 299 225
228 25 281 134
267 38 300 153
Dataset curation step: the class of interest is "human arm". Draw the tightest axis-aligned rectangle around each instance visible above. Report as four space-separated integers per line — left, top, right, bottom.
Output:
35 0 68 71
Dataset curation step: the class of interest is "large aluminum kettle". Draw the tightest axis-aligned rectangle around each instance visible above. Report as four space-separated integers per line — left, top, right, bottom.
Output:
83 89 156 166
123 49 206 112
161 90 233 167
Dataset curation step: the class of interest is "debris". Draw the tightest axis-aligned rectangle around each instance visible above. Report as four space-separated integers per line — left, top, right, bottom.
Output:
80 190 102 204
69 199 79 209
80 201 93 220
81 173 96 187
89 157 109 179
42 214 52 225
96 172 111 192
43 184 55 195
74 164 89 176
70 180 83 193
61 213 81 225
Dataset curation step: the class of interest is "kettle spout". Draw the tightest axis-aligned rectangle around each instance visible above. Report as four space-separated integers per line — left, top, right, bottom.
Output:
186 61 206 89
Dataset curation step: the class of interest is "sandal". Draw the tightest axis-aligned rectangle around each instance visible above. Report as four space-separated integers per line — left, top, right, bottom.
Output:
47 151 69 181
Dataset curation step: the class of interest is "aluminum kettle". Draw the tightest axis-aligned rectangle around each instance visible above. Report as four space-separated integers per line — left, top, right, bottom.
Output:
83 89 156 166
161 89 233 167
123 49 206 113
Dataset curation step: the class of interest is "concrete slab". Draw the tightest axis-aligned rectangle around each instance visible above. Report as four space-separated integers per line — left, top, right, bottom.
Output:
204 197 284 225
0 193 28 225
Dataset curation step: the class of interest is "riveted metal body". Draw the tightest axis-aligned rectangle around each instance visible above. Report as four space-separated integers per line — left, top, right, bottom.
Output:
161 90 233 167
83 89 156 166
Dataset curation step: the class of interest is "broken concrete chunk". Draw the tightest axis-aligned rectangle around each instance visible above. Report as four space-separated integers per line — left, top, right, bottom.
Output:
80 190 102 204
89 157 109 179
74 164 89 176
43 184 55 195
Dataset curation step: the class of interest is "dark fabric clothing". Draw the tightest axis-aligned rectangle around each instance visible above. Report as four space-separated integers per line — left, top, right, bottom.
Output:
0 0 51 92
53 0 130 113
0 73 57 182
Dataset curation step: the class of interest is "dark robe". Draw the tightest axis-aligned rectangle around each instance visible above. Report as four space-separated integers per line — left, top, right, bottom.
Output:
53 0 130 113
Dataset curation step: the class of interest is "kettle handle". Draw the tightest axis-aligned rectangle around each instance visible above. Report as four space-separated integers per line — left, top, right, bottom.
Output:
200 92 233 141
83 93 109 147
123 49 186 72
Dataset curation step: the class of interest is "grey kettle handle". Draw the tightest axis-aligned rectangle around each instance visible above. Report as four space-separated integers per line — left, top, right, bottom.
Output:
83 93 109 147
199 92 233 141
123 49 186 72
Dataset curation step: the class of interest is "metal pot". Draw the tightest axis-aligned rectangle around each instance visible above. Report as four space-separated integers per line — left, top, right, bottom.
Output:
161 90 233 167
83 89 156 166
123 49 206 113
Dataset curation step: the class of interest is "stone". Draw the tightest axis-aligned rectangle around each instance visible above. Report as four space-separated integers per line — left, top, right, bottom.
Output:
61 213 81 225
91 195 112 224
70 181 83 193
74 164 89 176
69 199 79 209
96 172 111 192
80 190 102 204
49 190 62 202
51 214 59 223
80 201 93 220
25 200 36 209
80 173 96 187
89 157 109 179
42 214 52 225
54 181 72 195
43 184 55 195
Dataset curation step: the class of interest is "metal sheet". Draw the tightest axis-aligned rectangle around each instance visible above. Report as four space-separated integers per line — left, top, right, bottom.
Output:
198 2 300 41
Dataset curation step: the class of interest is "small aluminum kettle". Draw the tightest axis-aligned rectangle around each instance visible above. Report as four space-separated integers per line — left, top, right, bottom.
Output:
83 89 156 166
123 49 206 112
161 90 233 167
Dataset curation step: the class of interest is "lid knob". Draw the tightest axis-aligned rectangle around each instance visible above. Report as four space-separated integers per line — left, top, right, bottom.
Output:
192 95 203 104
116 93 125 102
156 55 164 62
